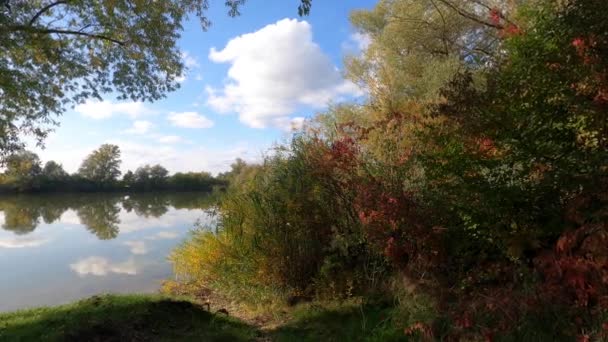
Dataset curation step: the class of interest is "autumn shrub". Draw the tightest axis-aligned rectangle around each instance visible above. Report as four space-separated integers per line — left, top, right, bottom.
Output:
171 0 608 339
171 135 388 307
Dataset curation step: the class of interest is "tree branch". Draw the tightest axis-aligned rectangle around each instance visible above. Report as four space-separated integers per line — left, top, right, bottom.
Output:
28 0 69 26
436 0 503 29
429 0 450 55
10 25 126 46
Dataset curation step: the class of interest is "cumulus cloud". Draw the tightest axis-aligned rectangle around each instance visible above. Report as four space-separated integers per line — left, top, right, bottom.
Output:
124 120 153 135
145 231 179 240
206 18 361 129
181 51 200 69
350 32 372 51
123 240 148 255
75 100 152 120
158 135 183 144
0 237 49 249
70 256 137 276
168 112 214 129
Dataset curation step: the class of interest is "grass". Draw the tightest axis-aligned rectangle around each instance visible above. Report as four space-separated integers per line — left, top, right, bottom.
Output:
0 293 410 341
0 294 257 342
269 300 406 342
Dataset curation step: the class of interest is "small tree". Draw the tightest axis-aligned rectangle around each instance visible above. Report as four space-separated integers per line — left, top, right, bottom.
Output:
78 144 121 186
122 170 135 186
3 150 42 191
42 161 68 180
150 164 169 188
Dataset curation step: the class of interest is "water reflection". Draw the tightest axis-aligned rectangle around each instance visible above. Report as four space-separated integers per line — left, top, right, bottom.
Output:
0 193 215 240
0 192 213 312
70 256 138 277
0 236 49 249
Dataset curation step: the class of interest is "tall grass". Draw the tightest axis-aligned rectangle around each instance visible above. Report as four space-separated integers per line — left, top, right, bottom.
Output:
170 136 387 309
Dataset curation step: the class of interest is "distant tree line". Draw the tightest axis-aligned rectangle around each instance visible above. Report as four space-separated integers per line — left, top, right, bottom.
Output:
0 144 235 193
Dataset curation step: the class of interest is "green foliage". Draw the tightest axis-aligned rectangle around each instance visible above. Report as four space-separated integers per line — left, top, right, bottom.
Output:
0 0 313 156
0 145 228 193
270 299 405 342
168 171 220 192
2 149 42 191
171 137 387 306
131 164 169 190
170 0 608 339
78 144 122 185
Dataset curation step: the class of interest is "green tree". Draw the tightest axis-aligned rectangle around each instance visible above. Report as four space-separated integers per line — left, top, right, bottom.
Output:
0 0 312 156
78 144 121 185
42 160 67 180
149 164 169 187
5 149 41 177
134 165 151 187
3 149 42 191
122 170 135 186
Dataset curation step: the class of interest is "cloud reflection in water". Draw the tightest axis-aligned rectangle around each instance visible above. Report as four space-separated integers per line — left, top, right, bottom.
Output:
70 256 138 276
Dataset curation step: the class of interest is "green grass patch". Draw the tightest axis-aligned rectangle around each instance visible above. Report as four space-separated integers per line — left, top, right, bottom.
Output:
270 300 406 342
0 294 257 342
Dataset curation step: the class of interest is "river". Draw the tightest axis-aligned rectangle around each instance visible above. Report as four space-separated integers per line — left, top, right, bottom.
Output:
0 192 214 312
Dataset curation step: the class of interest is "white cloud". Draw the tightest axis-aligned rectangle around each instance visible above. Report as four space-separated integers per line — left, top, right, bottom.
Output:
70 256 137 276
0 237 49 249
145 231 179 240
158 135 183 144
124 120 153 135
123 240 148 255
350 32 371 51
177 51 200 83
181 51 200 69
75 100 151 120
60 210 82 225
175 74 187 83
168 111 214 129
206 18 361 129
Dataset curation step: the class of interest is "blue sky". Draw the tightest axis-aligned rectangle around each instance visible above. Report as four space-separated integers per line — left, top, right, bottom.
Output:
32 0 375 175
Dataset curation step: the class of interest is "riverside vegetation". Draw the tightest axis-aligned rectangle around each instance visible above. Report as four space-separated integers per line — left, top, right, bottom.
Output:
1 0 607 341
166 0 608 340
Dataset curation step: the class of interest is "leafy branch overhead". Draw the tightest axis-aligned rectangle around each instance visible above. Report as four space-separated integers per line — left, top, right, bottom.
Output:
0 0 312 157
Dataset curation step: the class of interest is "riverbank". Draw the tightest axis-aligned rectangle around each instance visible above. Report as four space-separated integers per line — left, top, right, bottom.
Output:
0 294 256 341
0 293 403 341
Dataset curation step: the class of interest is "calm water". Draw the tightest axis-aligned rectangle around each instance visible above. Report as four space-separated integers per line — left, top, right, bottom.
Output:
0 192 214 312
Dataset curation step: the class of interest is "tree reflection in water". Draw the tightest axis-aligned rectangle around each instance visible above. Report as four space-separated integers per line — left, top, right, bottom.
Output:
0 193 215 239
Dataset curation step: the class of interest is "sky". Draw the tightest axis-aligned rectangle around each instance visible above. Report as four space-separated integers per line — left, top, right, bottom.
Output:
30 0 376 175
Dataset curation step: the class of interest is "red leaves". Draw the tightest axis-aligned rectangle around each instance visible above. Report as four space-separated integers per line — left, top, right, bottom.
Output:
404 322 433 340
572 37 585 49
477 137 497 157
556 230 579 254
571 35 601 65
488 8 522 37
536 224 608 310
489 8 501 26
456 313 473 329
328 136 358 170
501 24 522 37
577 334 590 342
